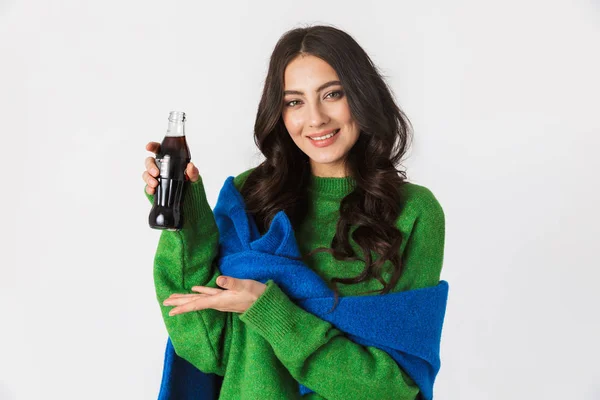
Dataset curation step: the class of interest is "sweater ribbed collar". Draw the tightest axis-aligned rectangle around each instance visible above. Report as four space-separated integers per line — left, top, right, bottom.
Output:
307 174 356 199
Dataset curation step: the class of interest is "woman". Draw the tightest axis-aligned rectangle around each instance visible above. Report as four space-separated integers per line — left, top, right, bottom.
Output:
143 25 446 400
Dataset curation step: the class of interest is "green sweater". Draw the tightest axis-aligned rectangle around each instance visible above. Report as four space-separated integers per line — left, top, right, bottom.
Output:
147 168 445 400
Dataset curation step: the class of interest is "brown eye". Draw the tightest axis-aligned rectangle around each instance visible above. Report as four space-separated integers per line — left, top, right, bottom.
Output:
325 90 343 99
286 100 301 107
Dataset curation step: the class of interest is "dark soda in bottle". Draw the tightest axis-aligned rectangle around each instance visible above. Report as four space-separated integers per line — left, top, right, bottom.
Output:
149 111 191 231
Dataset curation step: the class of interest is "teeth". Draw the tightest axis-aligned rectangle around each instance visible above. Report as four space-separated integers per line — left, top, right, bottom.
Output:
311 129 339 141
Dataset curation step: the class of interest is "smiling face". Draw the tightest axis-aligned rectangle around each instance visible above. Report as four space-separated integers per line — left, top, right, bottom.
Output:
282 55 360 177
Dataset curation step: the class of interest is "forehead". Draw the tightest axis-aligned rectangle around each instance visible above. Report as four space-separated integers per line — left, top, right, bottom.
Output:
284 55 340 90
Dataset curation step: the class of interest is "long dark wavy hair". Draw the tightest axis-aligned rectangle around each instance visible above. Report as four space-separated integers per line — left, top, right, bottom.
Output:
240 25 413 296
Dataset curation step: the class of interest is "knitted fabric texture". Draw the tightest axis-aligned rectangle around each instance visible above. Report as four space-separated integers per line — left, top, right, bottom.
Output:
158 176 448 400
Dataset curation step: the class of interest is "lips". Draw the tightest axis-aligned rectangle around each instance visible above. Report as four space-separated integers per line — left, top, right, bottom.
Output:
306 128 341 148
308 129 340 140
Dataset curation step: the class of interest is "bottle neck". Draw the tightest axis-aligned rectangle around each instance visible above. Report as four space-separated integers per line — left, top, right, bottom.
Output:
166 120 185 137
166 111 186 137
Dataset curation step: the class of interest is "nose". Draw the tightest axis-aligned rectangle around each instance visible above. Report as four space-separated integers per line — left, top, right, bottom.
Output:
307 102 329 128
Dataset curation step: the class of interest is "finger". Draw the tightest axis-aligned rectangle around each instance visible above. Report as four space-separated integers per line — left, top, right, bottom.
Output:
163 295 208 306
186 162 200 183
142 171 158 189
167 293 205 299
216 276 239 291
169 297 213 316
146 141 161 155
145 157 159 177
191 286 222 295
163 297 192 306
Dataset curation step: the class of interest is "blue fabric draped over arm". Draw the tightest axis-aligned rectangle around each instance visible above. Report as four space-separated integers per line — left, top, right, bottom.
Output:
157 176 448 400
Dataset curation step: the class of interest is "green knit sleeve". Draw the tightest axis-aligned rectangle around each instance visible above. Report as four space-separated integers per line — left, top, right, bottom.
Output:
147 176 231 375
239 282 419 399
146 169 257 375
238 184 446 400
396 183 446 290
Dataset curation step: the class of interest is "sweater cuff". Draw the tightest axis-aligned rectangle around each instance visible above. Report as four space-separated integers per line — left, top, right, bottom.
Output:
144 177 213 224
239 280 300 346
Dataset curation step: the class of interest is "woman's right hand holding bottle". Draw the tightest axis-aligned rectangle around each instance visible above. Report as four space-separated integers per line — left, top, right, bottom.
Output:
143 141 200 195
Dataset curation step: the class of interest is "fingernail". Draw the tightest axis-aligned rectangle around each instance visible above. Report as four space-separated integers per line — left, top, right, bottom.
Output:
152 168 159 175
218 277 227 286
169 310 175 316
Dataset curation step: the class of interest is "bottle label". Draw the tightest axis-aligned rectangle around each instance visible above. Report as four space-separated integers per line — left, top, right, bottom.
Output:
159 155 171 179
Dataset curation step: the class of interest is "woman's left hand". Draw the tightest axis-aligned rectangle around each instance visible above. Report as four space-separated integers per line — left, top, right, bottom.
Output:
163 276 267 316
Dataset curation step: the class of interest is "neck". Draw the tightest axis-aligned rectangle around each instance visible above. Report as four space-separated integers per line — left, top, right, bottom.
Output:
309 159 349 178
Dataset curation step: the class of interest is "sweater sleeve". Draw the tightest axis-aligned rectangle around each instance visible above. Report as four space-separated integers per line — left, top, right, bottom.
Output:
239 187 446 400
147 176 232 375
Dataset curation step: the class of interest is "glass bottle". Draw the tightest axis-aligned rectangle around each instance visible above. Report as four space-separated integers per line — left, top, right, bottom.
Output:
149 111 191 231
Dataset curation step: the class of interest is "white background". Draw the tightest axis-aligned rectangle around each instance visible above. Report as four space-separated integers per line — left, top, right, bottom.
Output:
1 0 599 399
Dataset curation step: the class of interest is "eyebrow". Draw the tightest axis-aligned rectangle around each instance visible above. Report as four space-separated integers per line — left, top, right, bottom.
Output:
283 80 342 96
